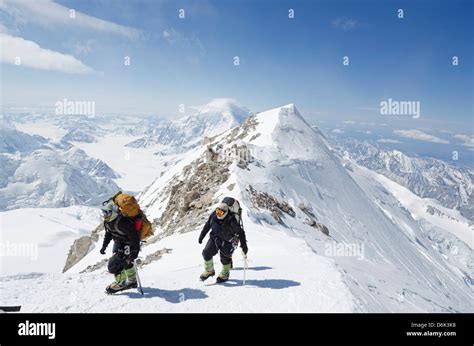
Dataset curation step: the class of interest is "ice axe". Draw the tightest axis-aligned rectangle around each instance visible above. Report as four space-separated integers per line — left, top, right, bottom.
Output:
242 250 248 285
135 259 144 295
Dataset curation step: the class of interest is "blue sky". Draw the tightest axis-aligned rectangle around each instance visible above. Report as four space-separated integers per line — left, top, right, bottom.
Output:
1 0 473 133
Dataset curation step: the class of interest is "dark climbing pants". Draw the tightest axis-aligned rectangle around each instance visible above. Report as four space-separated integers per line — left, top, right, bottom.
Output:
108 242 134 275
202 236 235 265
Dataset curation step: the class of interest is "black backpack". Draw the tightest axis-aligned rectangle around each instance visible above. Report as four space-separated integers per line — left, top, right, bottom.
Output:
221 197 243 229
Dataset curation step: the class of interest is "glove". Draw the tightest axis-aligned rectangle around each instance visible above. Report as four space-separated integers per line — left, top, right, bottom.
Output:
100 247 106 255
129 250 139 262
241 244 248 255
123 252 138 267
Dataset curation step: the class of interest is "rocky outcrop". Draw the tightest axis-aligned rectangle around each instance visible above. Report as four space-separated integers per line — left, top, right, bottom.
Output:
223 114 259 144
79 247 172 274
233 142 252 169
205 141 253 169
157 155 231 236
138 248 173 267
63 231 99 272
246 185 295 225
299 203 330 236
144 115 260 238
426 205 460 223
298 203 317 218
80 258 108 273
304 218 330 235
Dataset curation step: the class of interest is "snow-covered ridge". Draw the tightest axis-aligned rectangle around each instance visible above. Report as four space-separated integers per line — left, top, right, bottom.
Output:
125 98 250 150
1 119 48 153
0 206 102 276
333 139 474 221
123 103 474 312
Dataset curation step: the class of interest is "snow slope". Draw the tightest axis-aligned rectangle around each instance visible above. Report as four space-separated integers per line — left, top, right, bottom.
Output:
0 206 101 276
355 165 472 248
334 139 474 221
71 135 177 193
0 224 354 313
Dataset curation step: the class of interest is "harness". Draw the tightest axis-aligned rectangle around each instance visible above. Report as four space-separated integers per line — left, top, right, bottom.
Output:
212 235 236 258
210 218 239 257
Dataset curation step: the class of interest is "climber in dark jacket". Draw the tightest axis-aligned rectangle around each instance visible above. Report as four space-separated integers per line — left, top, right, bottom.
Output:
100 200 141 294
198 202 248 283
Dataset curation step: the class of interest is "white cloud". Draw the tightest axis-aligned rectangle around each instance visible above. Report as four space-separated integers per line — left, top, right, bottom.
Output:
377 138 401 144
332 128 344 134
453 134 474 148
332 17 360 31
343 120 356 124
0 0 140 39
0 33 94 74
393 129 449 144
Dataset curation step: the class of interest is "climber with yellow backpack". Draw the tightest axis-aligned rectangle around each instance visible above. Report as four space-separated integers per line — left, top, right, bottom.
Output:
100 191 154 294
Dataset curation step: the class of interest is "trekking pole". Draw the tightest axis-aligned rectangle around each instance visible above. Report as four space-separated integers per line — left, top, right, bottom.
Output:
135 259 144 295
242 250 248 286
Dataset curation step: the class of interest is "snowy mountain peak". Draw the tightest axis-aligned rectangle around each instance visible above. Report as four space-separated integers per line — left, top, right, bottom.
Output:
134 103 473 312
125 99 250 150
280 103 297 113
248 103 330 161
255 103 310 130
194 98 249 120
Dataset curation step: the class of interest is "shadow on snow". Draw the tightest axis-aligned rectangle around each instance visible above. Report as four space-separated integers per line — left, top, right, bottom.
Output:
231 266 273 271
124 287 208 303
221 279 300 289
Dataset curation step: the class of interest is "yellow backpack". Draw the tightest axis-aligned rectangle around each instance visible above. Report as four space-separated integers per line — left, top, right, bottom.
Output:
111 191 154 241
137 214 154 241
114 193 140 217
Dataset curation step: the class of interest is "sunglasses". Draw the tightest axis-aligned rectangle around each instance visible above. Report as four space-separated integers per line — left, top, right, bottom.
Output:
215 208 226 216
102 204 119 217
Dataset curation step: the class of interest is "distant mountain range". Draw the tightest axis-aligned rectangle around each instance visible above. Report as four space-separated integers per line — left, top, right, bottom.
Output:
332 139 474 222
125 98 250 151
0 121 120 210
